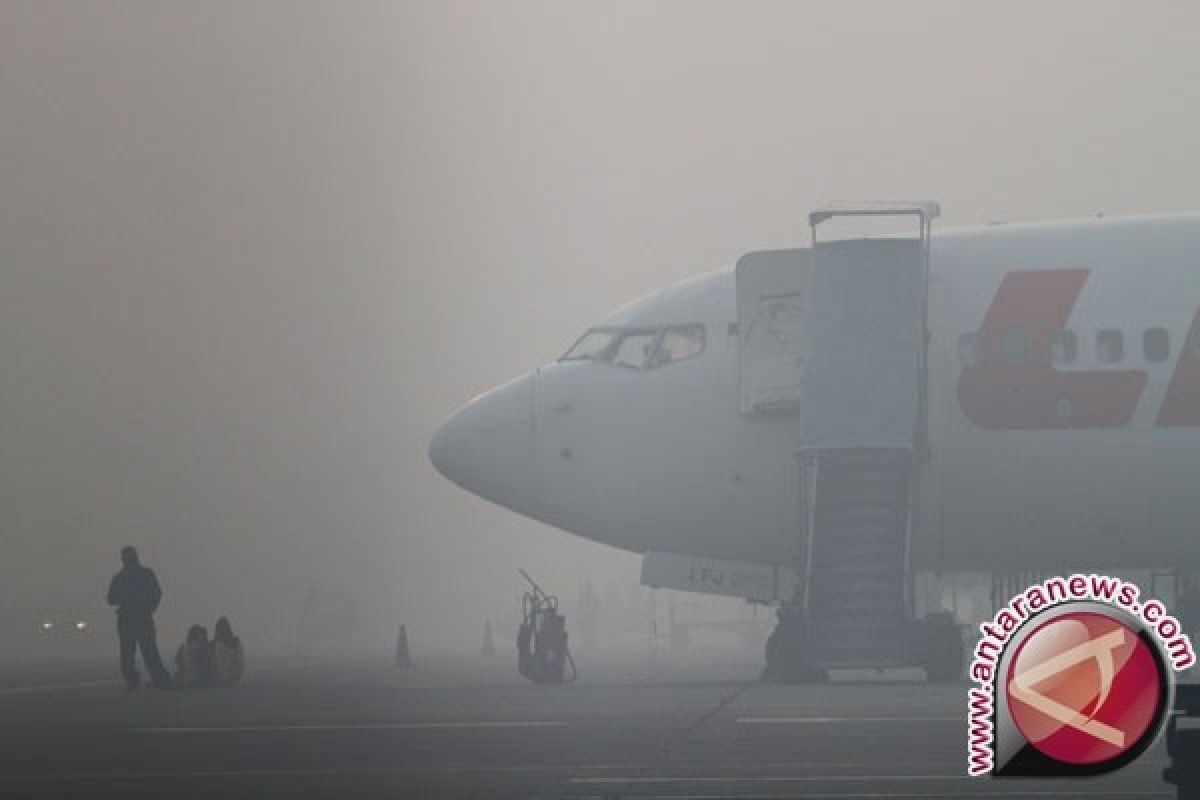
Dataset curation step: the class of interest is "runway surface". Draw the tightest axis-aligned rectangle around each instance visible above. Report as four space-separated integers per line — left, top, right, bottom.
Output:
0 650 1180 799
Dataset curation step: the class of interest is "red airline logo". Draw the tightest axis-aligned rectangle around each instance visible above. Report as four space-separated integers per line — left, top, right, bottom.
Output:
957 269 1199 429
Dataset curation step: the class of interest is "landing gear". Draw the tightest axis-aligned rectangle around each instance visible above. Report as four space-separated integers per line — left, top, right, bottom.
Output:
919 611 964 683
761 605 827 683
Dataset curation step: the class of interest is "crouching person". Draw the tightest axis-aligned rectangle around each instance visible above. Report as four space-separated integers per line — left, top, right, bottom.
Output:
174 625 214 688
211 616 244 687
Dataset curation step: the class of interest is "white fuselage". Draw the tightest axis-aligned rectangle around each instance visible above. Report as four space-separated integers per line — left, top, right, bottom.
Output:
430 214 1200 585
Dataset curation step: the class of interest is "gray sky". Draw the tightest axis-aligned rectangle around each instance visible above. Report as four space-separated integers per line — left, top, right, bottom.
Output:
2 1 1198 653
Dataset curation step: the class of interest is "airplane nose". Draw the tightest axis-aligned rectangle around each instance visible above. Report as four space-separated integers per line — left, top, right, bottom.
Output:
429 373 536 514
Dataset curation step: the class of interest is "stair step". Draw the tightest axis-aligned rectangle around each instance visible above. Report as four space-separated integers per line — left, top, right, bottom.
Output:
812 541 904 557
815 519 905 532
821 479 909 496
811 527 907 545
819 465 911 481
815 526 906 540
814 539 901 556
809 592 905 610
821 504 907 515
818 447 911 465
810 597 905 616
816 479 907 496
816 494 909 510
818 496 908 510
818 508 907 521
810 565 905 583
810 560 905 576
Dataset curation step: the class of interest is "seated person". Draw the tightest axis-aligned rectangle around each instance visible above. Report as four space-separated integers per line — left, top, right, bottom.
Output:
210 616 245 687
174 624 214 689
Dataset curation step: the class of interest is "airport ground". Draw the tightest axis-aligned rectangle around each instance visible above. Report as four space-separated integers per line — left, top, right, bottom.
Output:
0 644 1182 799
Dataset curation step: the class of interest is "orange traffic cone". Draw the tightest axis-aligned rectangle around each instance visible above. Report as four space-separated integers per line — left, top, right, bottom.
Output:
395 624 413 670
482 619 496 657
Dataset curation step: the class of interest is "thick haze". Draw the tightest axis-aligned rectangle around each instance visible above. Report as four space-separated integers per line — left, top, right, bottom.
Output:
2 1 1198 655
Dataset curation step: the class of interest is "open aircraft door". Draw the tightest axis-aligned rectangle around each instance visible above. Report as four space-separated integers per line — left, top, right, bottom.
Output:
735 248 810 417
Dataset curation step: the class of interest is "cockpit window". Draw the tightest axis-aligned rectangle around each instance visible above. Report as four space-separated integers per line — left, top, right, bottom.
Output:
562 329 618 361
649 324 706 367
611 331 659 368
561 324 707 370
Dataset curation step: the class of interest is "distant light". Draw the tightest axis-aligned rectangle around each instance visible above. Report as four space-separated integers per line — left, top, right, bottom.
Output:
75 621 88 631
41 621 54 631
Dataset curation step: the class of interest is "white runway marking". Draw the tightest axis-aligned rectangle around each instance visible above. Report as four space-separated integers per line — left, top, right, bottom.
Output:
570 775 1170 798
8 765 584 780
573 775 966 784
571 793 1170 799
6 767 1170 797
133 721 567 733
736 716 960 724
0 680 119 696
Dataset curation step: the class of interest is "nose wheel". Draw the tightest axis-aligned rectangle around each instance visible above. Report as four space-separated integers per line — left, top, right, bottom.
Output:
761 605 827 683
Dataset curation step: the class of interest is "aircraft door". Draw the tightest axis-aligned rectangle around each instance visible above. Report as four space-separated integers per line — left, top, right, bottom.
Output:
734 249 810 417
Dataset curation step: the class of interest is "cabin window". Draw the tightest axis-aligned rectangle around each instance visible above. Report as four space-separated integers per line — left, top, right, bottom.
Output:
1143 328 1170 363
1051 330 1077 365
611 331 660 369
1002 327 1033 365
957 332 980 367
648 325 706 368
1097 329 1124 363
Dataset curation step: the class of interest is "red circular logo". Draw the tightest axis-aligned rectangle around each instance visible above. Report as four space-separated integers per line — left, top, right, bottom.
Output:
1005 611 1166 766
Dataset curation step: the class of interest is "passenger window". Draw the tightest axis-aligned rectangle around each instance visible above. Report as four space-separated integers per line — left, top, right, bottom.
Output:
1097 329 1124 363
1002 327 1033 365
1050 330 1077 365
611 331 659 369
1143 328 1170 363
649 325 706 368
957 332 980 367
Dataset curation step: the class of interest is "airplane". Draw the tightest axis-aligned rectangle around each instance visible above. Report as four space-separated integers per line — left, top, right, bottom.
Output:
429 204 1200 680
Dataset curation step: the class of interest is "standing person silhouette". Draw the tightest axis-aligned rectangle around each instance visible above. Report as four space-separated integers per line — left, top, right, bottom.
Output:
106 547 172 690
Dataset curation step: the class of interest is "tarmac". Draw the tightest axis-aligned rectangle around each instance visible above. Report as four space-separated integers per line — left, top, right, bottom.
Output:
0 646 1181 799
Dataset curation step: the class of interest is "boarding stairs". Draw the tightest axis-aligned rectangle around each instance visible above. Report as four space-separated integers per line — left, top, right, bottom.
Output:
796 203 934 669
738 202 939 671
802 446 912 667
